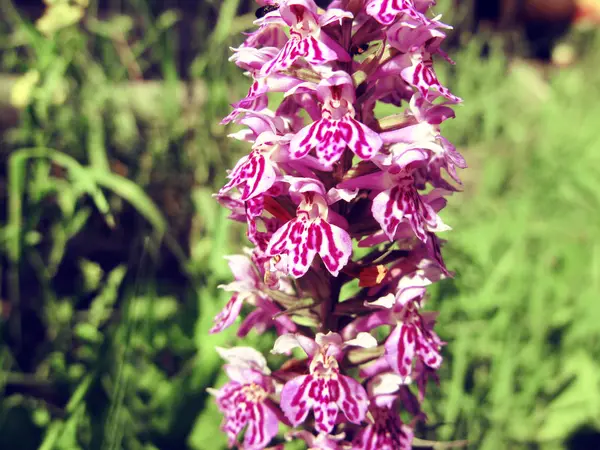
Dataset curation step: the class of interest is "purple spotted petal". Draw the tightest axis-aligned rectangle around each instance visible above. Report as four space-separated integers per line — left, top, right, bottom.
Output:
260 37 301 76
243 401 280 450
416 331 443 370
302 33 349 65
214 191 247 223
210 293 244 334
385 323 417 378
337 374 369 425
266 209 351 278
280 375 316 427
372 183 447 242
214 381 244 411
351 406 414 450
223 74 306 125
371 185 412 241
415 314 444 369
310 218 352 277
401 57 462 104
220 391 251 446
344 117 383 160
261 31 344 77
280 372 368 434
313 398 340 434
290 118 345 165
366 0 428 25
386 16 449 54
290 117 382 166
265 212 316 278
220 150 277 201
278 0 318 24
214 381 279 449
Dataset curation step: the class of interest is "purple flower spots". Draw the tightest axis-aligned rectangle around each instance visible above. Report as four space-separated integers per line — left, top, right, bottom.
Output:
209 0 465 447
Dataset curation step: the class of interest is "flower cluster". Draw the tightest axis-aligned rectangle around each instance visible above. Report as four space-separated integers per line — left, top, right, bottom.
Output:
209 0 466 448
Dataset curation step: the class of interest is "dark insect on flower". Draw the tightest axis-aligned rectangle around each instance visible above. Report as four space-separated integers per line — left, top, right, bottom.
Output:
316 0 334 8
255 3 280 19
351 43 370 56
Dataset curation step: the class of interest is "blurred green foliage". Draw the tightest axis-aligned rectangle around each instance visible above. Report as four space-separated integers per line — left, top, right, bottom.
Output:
0 1 253 449
426 36 600 450
0 0 599 449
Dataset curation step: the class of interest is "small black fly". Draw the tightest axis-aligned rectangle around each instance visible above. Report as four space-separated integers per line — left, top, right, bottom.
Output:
255 3 280 19
350 43 370 56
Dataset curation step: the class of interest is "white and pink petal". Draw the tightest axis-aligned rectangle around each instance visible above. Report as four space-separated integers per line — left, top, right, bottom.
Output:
266 214 316 278
336 374 369 424
343 117 383 161
385 323 417 378
280 375 316 426
210 293 245 334
309 218 352 276
243 402 280 450
366 0 428 25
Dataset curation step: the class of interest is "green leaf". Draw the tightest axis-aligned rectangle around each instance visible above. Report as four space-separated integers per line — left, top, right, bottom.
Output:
7 147 116 259
80 259 104 292
86 15 134 38
36 3 85 36
153 297 179 322
10 69 40 108
74 323 103 343
536 351 600 442
156 10 180 31
32 407 51 427
66 375 94 414
39 421 64 450
88 265 127 327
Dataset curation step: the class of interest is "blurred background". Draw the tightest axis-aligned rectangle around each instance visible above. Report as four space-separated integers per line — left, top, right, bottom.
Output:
0 0 599 449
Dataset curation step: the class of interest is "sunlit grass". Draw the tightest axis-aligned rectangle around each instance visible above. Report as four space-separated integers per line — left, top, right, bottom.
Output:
425 34 600 450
